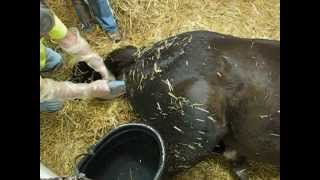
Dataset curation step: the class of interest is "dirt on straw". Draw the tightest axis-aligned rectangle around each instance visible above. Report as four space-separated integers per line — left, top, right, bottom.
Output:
40 0 280 179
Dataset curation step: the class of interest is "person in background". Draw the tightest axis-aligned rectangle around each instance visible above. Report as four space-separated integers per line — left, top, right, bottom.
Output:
88 0 121 41
72 0 121 42
40 0 125 113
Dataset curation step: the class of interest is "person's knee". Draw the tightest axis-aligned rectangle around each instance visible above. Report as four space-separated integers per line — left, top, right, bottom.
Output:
43 48 63 71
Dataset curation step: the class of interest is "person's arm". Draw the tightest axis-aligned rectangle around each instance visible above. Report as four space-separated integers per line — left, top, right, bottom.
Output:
48 14 114 80
57 27 115 80
40 76 110 102
40 76 125 102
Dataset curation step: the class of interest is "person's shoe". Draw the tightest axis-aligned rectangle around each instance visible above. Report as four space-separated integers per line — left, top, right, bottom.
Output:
107 31 121 43
71 0 96 33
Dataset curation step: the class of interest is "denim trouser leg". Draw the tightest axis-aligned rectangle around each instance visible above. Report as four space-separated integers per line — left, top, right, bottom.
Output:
87 0 118 33
42 48 63 72
40 48 64 112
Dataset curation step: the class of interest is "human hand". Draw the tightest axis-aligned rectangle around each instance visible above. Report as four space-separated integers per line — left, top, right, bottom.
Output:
84 54 115 81
89 80 125 100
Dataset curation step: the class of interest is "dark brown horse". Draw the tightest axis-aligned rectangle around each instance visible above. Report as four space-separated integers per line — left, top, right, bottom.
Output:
70 30 280 180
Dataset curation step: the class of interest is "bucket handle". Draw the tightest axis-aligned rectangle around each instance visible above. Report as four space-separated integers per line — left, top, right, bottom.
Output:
74 144 95 167
74 144 96 176
74 152 93 176
74 153 90 166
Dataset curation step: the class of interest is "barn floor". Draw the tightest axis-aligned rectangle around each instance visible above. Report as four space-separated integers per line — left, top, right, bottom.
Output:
40 0 280 179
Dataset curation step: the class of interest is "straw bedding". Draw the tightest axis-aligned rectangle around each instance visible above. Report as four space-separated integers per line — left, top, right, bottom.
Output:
40 0 280 179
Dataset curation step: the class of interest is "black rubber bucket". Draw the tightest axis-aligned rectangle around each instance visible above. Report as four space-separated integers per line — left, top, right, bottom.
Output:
75 123 166 180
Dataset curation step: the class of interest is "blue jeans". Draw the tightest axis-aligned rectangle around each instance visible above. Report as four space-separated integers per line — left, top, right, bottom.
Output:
41 48 62 71
40 48 64 112
88 0 118 33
